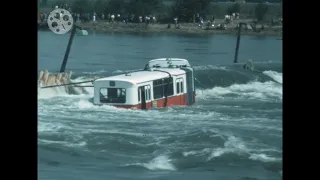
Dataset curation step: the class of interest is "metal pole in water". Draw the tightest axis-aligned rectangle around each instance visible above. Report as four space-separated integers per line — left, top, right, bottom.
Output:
59 25 79 72
234 23 244 63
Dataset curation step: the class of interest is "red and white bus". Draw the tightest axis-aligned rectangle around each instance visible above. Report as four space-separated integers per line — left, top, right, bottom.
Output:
93 58 195 110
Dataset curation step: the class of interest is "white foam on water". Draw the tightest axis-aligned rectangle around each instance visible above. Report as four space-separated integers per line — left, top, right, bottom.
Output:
70 99 138 114
249 153 281 162
193 65 227 71
263 70 282 84
182 136 281 163
38 98 146 145
38 76 94 100
183 148 211 157
38 86 70 99
38 138 87 148
181 136 246 159
75 99 96 109
38 120 88 148
38 73 282 164
38 121 65 133
210 119 283 132
83 69 108 75
196 80 282 101
87 129 145 138
143 155 176 171
38 94 280 143
207 136 249 160
126 155 176 171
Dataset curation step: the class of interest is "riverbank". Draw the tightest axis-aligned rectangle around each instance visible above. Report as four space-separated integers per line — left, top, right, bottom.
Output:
79 21 282 36
39 20 282 36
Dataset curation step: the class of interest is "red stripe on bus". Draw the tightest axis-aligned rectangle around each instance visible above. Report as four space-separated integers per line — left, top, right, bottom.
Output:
112 92 195 109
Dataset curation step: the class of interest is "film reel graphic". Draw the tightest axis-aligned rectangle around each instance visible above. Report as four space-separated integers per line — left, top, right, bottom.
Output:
47 8 74 34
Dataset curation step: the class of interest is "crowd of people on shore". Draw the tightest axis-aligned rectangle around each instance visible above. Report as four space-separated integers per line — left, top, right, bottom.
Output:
39 4 159 24
39 4 221 26
39 3 282 32
38 5 241 31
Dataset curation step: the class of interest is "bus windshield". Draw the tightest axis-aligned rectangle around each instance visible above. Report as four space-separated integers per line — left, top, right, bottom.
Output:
100 88 126 103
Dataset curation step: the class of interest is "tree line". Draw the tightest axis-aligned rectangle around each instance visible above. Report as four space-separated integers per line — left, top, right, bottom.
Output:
39 0 280 23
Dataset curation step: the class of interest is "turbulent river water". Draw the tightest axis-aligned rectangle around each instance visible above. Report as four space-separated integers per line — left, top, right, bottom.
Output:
38 31 282 180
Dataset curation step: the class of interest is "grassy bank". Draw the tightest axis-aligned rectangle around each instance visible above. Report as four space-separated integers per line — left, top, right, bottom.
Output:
74 20 282 36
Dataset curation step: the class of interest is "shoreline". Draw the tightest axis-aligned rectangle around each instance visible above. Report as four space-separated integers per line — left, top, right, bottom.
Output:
39 22 282 37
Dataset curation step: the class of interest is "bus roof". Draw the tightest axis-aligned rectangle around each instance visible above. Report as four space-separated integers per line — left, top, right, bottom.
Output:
147 58 191 69
95 68 186 84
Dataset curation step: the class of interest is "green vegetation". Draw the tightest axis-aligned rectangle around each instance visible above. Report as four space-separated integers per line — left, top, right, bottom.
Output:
38 0 282 23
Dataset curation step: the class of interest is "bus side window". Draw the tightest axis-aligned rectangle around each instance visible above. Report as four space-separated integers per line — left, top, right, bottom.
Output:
153 80 164 99
176 81 180 94
167 77 174 96
138 87 141 102
181 81 184 93
146 86 149 100
148 85 151 100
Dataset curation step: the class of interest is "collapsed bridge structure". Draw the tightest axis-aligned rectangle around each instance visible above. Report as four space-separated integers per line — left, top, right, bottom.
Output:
38 25 94 93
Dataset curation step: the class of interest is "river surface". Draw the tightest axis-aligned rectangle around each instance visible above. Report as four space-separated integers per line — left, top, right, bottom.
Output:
38 31 282 180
